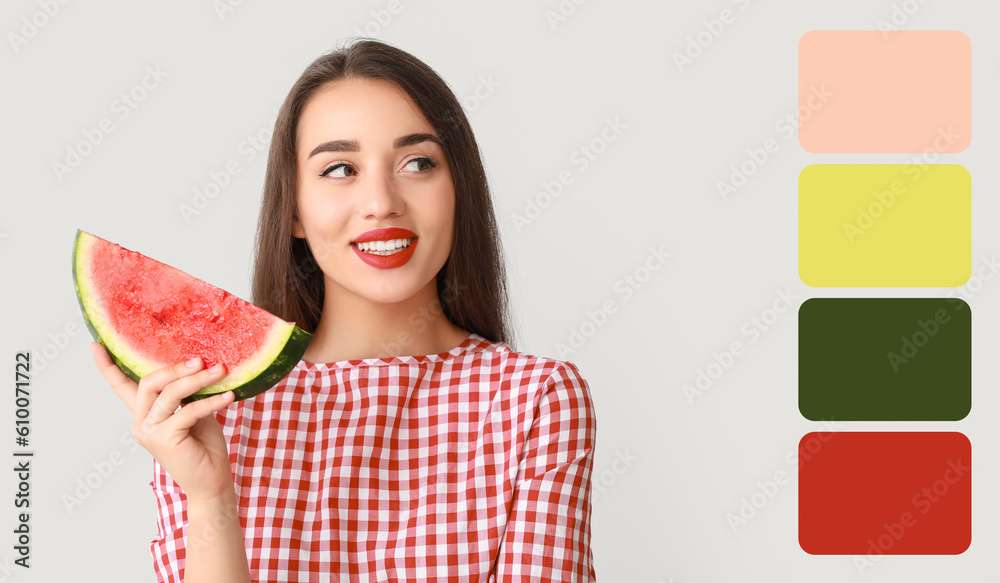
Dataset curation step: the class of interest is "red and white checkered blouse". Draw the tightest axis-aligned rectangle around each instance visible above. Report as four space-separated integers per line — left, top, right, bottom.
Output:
148 332 597 582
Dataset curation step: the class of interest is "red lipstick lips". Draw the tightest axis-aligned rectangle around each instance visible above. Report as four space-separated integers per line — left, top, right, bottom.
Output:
352 227 416 243
350 227 418 269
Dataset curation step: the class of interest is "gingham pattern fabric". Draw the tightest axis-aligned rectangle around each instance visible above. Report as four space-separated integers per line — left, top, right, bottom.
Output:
149 332 597 582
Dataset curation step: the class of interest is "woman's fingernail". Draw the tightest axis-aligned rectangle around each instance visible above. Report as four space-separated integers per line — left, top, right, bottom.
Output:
209 363 224 373
186 357 201 368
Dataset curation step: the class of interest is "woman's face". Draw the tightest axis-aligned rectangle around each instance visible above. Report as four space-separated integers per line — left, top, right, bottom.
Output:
293 78 455 307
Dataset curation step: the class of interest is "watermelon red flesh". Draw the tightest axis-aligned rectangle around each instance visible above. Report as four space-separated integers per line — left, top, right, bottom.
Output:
93 241 273 372
74 229 312 402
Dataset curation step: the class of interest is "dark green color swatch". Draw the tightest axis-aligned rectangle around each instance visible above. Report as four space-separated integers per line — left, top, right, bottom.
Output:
799 298 971 421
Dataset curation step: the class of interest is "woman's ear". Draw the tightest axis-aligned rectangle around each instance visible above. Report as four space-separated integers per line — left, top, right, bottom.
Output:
292 217 305 238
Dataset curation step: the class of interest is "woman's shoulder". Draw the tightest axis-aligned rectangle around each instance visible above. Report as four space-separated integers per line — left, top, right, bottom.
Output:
492 341 586 378
469 335 593 400
488 341 596 434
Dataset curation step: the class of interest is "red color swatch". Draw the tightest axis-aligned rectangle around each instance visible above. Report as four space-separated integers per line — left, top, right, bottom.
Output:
799 431 971 555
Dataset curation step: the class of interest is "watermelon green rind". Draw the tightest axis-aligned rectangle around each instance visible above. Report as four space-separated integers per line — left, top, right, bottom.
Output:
73 228 313 403
181 324 312 403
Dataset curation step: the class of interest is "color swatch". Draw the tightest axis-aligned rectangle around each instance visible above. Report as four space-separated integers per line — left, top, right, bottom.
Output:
799 431 971 555
798 30 971 153
799 298 971 421
799 164 971 287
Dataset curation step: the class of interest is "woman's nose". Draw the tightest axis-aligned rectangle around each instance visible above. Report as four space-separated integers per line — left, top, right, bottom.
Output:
358 174 405 219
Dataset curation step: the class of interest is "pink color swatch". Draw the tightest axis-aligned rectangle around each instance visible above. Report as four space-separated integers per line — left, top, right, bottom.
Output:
798 30 970 153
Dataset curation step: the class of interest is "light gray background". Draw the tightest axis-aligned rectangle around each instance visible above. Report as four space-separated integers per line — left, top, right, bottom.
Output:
2 0 997 580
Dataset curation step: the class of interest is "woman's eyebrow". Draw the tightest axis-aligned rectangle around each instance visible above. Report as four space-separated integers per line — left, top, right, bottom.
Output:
395 132 442 150
307 133 442 159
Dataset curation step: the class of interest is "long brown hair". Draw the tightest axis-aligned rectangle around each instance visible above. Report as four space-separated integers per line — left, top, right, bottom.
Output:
250 37 514 348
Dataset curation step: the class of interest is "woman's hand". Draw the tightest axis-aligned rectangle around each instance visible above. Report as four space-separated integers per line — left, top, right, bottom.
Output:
90 341 236 500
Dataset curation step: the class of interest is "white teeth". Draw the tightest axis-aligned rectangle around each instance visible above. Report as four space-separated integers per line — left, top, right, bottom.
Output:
355 237 415 255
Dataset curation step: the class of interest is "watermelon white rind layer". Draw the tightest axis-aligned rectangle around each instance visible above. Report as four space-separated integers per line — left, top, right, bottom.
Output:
182 325 312 403
72 229 313 403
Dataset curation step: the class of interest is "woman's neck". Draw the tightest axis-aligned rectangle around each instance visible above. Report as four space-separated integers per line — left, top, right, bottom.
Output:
300 281 470 364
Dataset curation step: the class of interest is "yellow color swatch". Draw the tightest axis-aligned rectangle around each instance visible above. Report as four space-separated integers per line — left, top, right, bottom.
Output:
799 165 970 287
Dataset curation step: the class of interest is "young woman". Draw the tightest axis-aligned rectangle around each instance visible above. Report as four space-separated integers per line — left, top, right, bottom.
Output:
91 38 597 582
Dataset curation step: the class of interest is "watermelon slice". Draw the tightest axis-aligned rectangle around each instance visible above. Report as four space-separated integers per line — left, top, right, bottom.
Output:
72 229 312 403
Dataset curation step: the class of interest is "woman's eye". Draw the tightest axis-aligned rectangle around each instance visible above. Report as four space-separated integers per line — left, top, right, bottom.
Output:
403 157 438 173
320 163 356 178
320 157 437 178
